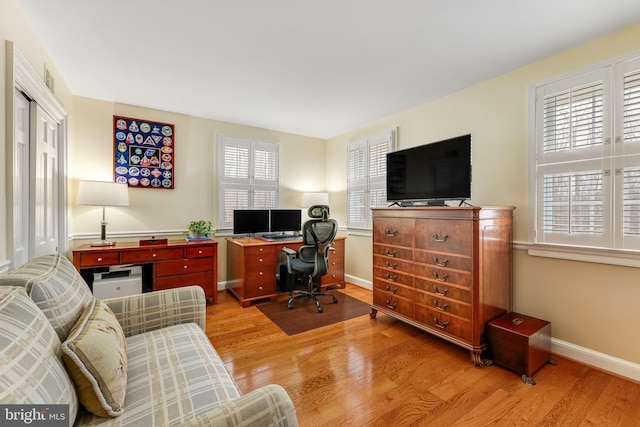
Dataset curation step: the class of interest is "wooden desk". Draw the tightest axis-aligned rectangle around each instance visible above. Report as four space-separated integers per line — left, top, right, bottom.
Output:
72 240 218 304
226 236 345 307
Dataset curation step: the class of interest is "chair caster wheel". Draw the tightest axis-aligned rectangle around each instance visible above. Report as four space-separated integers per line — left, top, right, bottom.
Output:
287 304 293 310
333 297 338 303
318 306 323 313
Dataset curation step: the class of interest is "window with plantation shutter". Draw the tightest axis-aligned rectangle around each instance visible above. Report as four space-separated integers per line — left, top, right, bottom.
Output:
532 54 640 255
347 129 396 230
218 135 278 230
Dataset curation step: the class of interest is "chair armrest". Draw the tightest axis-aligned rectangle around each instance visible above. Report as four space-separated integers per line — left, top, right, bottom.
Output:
182 384 298 427
281 247 297 256
102 286 206 337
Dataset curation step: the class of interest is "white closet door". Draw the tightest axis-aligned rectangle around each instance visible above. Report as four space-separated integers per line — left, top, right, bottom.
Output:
13 89 30 266
31 104 59 256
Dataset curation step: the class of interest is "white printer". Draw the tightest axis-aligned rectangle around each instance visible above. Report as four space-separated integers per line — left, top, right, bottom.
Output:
92 265 142 299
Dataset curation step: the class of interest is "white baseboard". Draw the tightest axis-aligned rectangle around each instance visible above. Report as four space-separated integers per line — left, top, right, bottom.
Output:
551 338 640 382
345 274 372 290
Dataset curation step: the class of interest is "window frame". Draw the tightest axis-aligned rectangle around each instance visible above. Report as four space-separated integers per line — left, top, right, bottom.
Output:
347 128 396 231
217 134 279 231
528 51 640 266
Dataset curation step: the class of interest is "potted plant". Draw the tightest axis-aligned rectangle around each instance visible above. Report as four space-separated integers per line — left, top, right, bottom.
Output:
187 220 216 240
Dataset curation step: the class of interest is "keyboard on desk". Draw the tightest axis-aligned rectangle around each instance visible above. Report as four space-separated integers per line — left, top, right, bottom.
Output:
259 234 301 241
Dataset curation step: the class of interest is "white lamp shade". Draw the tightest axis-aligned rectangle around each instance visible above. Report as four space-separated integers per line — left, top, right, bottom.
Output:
301 192 329 208
78 181 129 206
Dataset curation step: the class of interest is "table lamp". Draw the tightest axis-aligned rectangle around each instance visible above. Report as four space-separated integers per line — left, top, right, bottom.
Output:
78 180 129 246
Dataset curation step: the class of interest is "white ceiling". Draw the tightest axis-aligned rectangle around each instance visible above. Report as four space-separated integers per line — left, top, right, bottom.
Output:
15 0 640 139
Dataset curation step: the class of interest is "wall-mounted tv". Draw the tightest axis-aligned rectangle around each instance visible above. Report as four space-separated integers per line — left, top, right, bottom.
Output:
386 134 471 204
233 209 270 235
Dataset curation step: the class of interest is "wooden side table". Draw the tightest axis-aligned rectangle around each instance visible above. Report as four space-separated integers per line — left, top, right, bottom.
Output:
486 312 555 385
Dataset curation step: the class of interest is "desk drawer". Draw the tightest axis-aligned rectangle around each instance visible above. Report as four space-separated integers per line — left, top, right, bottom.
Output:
185 246 215 258
154 258 212 277
121 247 183 263
77 252 120 267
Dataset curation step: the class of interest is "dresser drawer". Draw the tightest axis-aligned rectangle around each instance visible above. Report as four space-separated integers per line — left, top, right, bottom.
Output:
413 264 472 288
414 278 471 304
77 252 120 267
154 258 212 277
185 245 215 258
373 244 413 261
413 292 471 319
245 245 275 257
373 290 414 318
373 254 413 273
415 306 472 342
374 280 414 300
373 218 414 246
373 266 413 287
244 272 276 298
121 247 183 263
413 250 472 272
154 272 214 296
414 219 473 255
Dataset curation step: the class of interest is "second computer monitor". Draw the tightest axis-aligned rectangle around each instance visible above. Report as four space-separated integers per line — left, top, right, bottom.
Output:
269 209 302 234
233 209 270 235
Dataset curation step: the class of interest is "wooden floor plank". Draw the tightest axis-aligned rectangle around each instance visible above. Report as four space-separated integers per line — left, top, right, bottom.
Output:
205 286 640 426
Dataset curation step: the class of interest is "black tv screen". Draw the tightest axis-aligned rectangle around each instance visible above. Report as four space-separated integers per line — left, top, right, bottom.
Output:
386 134 471 202
233 209 270 235
270 209 302 233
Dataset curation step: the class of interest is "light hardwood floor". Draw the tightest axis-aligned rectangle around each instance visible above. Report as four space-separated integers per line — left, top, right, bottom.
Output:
205 285 640 426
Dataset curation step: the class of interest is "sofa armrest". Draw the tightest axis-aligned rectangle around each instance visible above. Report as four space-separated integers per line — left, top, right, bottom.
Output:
103 286 206 337
182 384 298 427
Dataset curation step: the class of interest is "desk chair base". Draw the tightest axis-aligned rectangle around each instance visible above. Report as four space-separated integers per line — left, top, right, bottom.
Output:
287 276 338 313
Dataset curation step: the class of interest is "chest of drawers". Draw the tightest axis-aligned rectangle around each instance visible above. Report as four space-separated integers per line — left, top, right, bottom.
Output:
370 206 514 366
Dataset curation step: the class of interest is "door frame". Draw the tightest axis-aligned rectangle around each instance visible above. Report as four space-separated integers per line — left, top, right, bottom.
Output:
6 41 68 265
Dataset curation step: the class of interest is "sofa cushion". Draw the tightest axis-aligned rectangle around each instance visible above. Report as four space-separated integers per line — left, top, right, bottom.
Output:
75 323 242 426
62 299 128 418
0 287 78 423
0 254 94 341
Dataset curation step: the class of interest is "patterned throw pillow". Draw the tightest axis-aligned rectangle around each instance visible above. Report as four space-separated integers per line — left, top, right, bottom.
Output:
62 299 127 417
0 287 79 423
0 254 94 341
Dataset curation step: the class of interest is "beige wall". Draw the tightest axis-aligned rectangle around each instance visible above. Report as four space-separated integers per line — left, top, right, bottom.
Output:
68 97 327 280
1 0 73 262
328 23 640 364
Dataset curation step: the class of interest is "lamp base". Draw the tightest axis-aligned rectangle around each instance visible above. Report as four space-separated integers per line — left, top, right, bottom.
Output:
90 240 116 247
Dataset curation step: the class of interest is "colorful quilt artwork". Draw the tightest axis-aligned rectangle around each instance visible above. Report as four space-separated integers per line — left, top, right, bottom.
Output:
113 116 175 189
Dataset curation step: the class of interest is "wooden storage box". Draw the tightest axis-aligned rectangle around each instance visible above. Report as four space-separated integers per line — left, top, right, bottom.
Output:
486 312 553 385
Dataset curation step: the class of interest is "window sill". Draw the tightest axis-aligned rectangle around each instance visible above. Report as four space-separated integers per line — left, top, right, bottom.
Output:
520 241 640 268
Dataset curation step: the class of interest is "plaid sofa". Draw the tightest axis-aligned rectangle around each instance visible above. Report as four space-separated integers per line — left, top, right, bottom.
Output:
0 254 298 426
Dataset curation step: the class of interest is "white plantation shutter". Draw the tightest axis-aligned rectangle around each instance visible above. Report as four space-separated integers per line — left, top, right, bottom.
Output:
347 129 396 229
533 54 640 252
218 135 278 229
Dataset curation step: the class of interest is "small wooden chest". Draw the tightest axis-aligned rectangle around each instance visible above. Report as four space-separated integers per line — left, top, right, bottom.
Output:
486 312 553 385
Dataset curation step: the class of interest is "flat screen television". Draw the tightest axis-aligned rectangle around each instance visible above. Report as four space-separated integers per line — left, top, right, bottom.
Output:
233 209 270 235
386 134 471 204
269 209 302 234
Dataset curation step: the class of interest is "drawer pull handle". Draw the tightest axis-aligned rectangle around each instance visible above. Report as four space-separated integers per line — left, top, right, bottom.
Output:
97 257 103 262
432 271 449 282
433 286 449 296
385 299 398 310
183 265 188 269
432 233 448 242
433 299 448 311
198 250 203 254
385 285 398 294
385 229 398 237
385 273 398 282
259 271 263 275
385 249 398 257
433 257 448 267
152 253 157 257
386 261 398 269
433 318 449 329
259 258 263 262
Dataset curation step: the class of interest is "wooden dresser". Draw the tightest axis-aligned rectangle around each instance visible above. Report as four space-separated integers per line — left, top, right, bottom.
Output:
370 206 514 365
226 236 346 307
72 240 218 304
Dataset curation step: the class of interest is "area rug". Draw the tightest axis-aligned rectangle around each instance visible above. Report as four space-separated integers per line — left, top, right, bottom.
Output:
257 291 371 336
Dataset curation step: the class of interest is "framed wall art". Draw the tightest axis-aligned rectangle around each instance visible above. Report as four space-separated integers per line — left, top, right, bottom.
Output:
113 115 175 189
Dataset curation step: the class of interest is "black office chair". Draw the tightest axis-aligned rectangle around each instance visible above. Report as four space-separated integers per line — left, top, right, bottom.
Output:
282 205 338 313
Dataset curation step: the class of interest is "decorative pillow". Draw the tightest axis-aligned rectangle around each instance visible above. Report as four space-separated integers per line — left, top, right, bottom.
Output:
62 298 127 417
0 287 78 424
0 254 94 341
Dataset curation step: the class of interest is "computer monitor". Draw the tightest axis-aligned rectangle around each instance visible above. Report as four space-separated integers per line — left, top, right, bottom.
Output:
269 209 302 234
233 209 270 235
